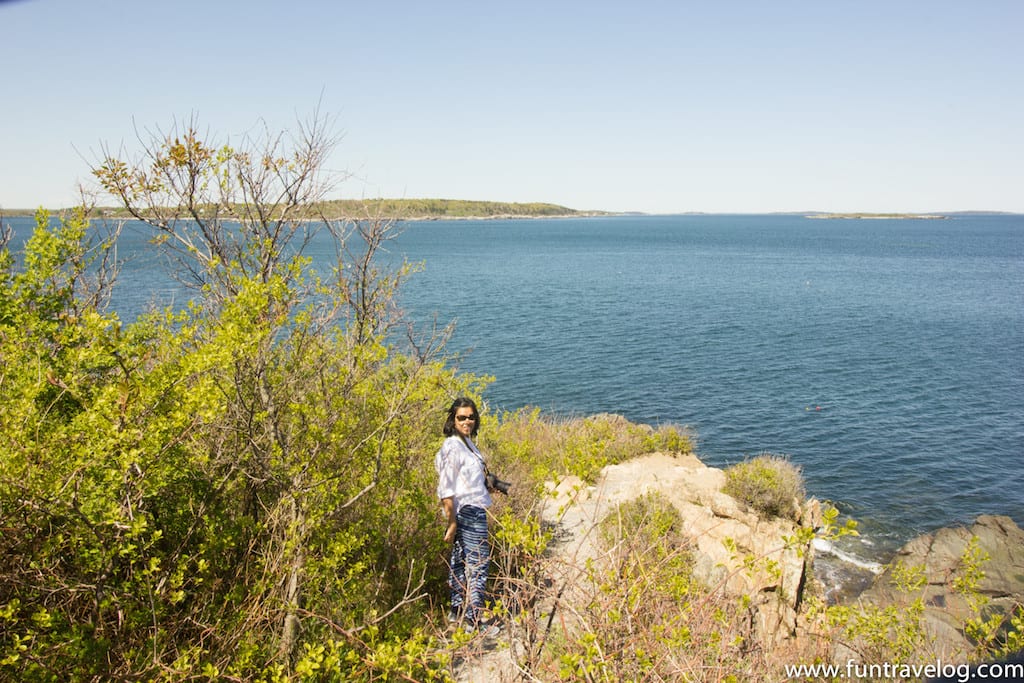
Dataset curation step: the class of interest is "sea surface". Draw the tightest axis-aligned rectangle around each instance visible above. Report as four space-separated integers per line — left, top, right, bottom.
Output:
7 213 1023 572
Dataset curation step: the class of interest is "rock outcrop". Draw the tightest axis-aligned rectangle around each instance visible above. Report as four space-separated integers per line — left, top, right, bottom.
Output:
855 514 1024 659
540 452 822 649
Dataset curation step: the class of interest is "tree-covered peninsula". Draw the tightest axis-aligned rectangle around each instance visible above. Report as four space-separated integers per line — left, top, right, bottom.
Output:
3 198 606 220
315 198 608 219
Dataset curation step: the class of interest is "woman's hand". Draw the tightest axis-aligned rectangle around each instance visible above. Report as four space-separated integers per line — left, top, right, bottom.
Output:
440 497 458 543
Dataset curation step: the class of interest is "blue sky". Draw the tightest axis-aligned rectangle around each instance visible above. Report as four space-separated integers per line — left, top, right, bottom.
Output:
2 0 1021 214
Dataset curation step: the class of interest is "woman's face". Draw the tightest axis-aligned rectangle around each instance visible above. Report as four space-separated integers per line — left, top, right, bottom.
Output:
454 406 476 438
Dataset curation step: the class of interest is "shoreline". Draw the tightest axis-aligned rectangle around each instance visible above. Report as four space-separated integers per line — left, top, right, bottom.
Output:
806 212 948 220
392 211 614 221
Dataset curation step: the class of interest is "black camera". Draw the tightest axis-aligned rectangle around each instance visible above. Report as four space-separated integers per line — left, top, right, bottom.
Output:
486 472 511 495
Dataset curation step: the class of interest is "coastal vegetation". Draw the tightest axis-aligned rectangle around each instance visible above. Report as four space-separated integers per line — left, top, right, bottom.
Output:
1 198 600 221
2 115 1020 681
314 198 601 219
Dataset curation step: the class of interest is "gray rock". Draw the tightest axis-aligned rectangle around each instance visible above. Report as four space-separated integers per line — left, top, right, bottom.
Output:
857 515 1024 659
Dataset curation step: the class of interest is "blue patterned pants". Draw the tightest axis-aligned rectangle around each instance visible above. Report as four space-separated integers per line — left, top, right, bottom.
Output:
449 505 491 626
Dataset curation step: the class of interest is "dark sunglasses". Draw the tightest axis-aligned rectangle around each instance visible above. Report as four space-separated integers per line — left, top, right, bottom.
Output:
455 414 477 422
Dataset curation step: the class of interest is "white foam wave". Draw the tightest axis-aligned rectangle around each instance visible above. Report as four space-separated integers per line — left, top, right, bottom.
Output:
813 538 885 574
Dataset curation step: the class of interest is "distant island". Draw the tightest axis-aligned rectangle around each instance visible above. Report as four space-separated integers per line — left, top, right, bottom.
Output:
1 199 611 221
806 212 948 220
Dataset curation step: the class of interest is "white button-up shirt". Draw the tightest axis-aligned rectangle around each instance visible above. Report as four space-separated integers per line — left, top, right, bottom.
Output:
435 435 492 514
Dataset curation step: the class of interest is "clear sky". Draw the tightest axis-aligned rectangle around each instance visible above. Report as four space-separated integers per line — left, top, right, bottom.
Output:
2 0 1021 214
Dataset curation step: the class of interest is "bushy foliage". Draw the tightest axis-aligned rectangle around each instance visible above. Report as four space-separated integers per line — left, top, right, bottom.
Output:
723 453 805 520
0 121 477 680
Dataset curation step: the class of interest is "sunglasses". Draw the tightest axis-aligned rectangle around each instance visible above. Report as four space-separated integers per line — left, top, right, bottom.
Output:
455 415 477 422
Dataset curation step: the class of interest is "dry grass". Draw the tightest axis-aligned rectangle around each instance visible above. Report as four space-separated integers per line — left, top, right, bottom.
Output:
485 490 810 681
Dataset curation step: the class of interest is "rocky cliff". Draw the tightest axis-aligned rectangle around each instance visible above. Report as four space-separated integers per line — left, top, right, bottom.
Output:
453 453 1024 681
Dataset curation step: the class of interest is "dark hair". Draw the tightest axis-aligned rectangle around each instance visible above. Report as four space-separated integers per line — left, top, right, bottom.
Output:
443 397 480 437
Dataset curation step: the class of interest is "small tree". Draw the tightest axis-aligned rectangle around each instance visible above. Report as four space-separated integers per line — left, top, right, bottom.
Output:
92 112 470 672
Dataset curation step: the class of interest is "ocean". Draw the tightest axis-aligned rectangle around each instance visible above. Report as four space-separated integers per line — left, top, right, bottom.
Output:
383 213 1024 566
7 213 1023 571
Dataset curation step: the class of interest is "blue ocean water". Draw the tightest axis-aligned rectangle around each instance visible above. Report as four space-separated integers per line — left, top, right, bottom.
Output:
6 213 1023 563
384 214 1024 560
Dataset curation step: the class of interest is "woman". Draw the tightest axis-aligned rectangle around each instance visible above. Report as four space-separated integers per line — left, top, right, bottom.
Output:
435 397 495 633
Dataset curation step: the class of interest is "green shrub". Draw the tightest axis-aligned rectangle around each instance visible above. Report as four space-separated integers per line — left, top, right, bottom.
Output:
723 453 805 520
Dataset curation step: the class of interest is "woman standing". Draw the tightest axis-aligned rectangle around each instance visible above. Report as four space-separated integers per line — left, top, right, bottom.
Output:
435 397 495 633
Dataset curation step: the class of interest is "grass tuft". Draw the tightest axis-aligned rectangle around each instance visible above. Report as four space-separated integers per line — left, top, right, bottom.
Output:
723 453 805 520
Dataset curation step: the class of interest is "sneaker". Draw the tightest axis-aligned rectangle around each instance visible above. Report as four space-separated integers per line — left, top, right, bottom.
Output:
447 609 461 624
